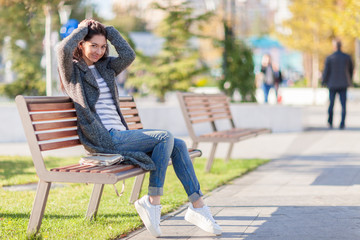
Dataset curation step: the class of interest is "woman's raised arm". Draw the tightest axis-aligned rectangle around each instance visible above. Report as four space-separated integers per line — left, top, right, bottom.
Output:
56 25 88 83
105 26 136 76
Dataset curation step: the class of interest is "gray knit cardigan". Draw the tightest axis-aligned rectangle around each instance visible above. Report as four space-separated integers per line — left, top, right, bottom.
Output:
57 25 155 170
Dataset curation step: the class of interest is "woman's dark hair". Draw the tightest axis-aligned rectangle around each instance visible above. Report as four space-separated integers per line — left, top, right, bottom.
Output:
73 20 109 61
60 20 109 93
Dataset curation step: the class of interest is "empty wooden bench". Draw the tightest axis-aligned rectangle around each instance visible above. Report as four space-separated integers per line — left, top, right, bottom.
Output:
177 92 270 172
15 95 201 235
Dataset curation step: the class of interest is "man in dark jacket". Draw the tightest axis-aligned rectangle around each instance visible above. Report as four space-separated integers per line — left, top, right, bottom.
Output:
322 39 353 129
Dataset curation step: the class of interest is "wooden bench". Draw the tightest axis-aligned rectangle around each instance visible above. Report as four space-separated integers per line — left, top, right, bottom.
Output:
177 92 270 172
15 95 201 235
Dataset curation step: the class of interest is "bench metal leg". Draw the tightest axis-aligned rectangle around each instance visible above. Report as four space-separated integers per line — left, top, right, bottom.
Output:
206 143 218 172
27 180 51 235
129 173 146 204
225 143 234 162
86 184 104 220
191 142 199 163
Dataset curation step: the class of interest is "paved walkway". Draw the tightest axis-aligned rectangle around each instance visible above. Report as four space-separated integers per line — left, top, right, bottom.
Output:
123 103 360 240
123 128 360 240
2 103 360 239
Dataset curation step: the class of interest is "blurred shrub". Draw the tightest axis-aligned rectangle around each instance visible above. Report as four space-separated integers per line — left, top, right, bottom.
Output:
292 78 308 88
0 78 45 99
219 23 256 102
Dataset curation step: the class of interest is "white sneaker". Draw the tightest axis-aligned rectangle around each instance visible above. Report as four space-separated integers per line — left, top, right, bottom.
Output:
185 203 222 235
134 195 162 237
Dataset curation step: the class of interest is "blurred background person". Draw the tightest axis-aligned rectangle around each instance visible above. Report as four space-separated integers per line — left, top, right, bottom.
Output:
260 54 282 103
322 39 353 129
272 62 283 103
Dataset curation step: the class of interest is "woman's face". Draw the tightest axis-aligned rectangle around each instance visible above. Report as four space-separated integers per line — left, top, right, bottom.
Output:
262 55 271 66
80 34 107 65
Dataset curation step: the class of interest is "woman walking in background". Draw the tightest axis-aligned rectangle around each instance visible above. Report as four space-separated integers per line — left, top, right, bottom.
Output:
57 19 221 237
260 54 282 103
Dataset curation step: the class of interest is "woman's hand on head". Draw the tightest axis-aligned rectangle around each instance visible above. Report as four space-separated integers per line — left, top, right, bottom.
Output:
78 19 96 28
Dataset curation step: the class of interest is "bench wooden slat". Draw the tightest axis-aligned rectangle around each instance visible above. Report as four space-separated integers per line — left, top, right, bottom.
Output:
118 96 134 102
185 101 229 106
191 115 232 124
187 105 229 112
33 120 77 131
127 123 143 130
50 164 137 174
39 139 81 151
50 164 80 172
88 166 113 173
100 165 136 173
121 109 139 115
77 164 136 173
30 111 77 121
78 165 105 173
188 110 231 118
67 164 95 172
119 102 137 108
79 165 119 173
28 102 74 111
252 128 272 134
54 164 86 172
199 128 254 138
184 100 229 107
123 116 141 123
36 130 78 141
184 96 228 101
80 165 126 173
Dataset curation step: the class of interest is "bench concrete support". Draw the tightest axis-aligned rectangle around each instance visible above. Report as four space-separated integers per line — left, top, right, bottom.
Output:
27 180 51 235
225 143 234 162
86 184 104 220
206 143 218 172
129 173 146 204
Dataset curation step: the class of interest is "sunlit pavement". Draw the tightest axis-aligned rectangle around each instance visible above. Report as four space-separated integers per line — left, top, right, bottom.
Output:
124 102 360 240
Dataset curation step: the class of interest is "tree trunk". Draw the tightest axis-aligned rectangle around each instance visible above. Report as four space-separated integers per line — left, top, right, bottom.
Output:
303 53 312 87
312 52 319 88
354 38 360 84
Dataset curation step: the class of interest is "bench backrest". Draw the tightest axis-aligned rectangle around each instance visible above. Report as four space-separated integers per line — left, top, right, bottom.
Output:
177 92 235 140
15 95 143 174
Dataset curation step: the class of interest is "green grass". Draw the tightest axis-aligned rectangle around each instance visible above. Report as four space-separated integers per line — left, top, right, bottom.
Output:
0 155 268 239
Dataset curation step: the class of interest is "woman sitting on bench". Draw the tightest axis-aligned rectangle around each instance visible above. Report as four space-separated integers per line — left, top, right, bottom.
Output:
57 19 221 237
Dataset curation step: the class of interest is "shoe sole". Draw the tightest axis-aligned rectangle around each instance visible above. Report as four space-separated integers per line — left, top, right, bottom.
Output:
185 210 222 235
134 200 161 237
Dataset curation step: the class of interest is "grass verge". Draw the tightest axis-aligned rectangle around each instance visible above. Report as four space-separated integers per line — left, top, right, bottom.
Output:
0 155 268 239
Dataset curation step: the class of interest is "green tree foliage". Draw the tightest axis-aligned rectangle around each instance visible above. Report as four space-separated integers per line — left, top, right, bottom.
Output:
219 23 256 102
0 1 51 98
0 0 91 99
105 3 147 33
126 1 213 101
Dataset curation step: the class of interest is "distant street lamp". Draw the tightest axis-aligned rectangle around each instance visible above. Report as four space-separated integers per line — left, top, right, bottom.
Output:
44 4 52 96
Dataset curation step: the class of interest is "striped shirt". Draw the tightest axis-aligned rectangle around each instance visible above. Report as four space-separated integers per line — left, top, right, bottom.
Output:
89 65 126 131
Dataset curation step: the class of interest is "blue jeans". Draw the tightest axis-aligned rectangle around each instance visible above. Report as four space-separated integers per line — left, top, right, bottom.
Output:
328 88 347 127
262 83 276 103
109 128 203 202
